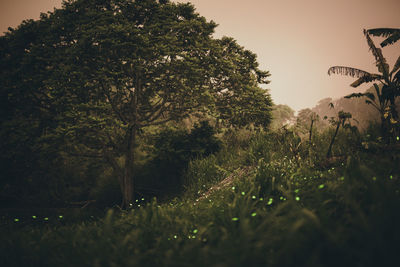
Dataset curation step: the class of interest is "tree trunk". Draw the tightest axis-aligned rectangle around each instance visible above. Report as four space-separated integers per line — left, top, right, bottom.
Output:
308 118 315 164
389 97 399 120
120 68 141 209
309 119 314 145
327 121 341 158
122 126 136 209
380 115 389 142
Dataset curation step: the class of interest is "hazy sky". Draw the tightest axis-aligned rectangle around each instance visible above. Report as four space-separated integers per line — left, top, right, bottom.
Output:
1 0 399 111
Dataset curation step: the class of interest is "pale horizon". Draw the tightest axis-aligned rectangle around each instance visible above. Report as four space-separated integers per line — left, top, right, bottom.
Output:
1 0 399 111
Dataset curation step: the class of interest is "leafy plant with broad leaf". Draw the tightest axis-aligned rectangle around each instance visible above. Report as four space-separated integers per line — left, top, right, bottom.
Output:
366 28 400 48
344 83 390 137
328 29 400 141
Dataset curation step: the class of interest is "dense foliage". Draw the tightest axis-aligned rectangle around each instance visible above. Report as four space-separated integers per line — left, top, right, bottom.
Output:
1 2 400 266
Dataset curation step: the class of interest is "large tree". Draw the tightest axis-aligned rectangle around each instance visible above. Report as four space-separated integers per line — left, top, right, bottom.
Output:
212 37 272 128
1 0 272 207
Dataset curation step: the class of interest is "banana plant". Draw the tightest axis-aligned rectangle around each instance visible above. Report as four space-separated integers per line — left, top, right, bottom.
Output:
328 29 399 141
366 28 400 48
344 83 390 136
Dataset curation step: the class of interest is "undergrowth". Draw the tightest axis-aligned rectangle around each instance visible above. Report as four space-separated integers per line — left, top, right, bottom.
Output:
1 129 399 267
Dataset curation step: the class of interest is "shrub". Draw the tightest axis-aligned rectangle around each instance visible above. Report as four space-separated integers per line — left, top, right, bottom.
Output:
142 121 222 195
183 155 227 198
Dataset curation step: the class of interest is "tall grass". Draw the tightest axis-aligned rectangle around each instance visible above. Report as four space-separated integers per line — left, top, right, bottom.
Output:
1 127 399 267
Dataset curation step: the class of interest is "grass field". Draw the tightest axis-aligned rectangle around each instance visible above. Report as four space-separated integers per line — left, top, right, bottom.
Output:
1 130 399 267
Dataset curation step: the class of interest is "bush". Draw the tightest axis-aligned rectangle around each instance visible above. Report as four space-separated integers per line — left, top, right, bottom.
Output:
139 121 222 195
183 155 227 198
